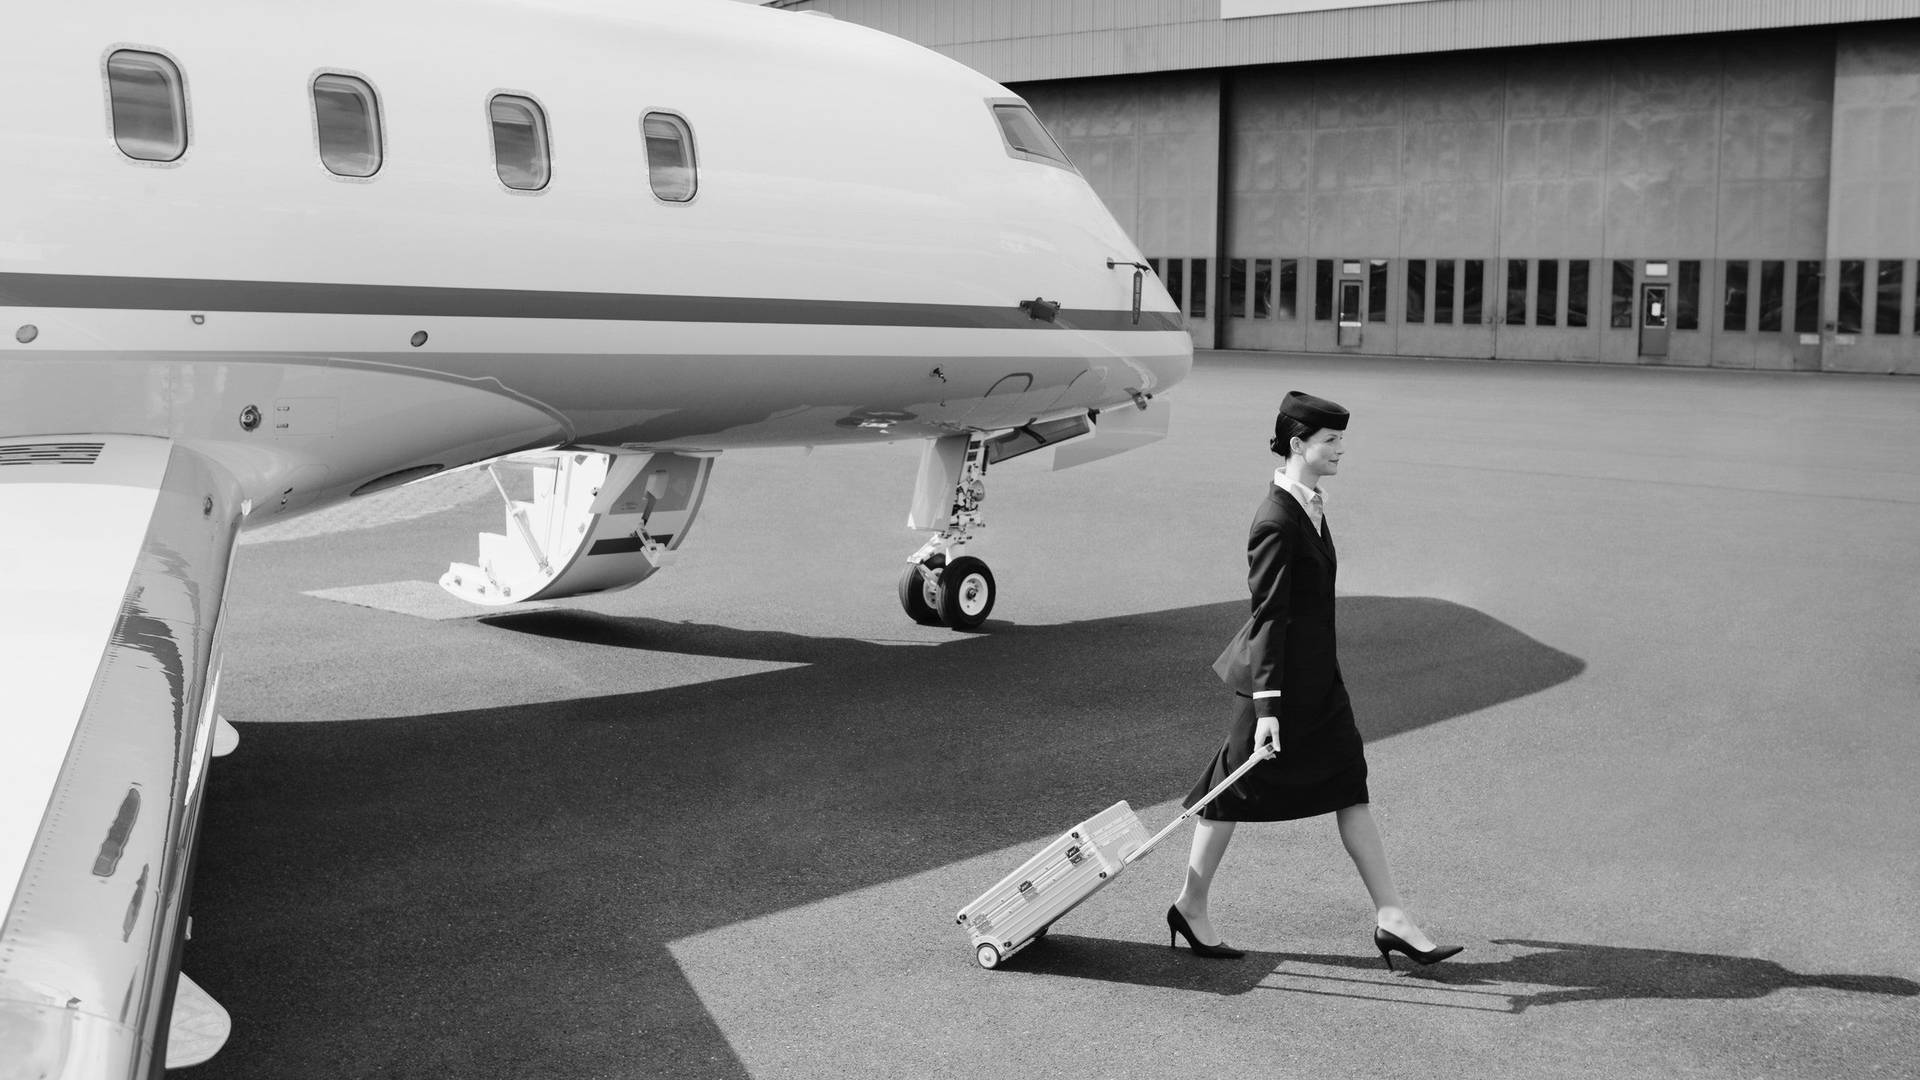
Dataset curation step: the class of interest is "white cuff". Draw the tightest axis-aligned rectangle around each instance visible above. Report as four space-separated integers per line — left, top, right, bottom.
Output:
1251 690 1283 699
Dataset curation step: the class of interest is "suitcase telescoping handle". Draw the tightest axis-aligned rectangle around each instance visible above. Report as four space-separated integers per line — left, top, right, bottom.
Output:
1121 744 1276 867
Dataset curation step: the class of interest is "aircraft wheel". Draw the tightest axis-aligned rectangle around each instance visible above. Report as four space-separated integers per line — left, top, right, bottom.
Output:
897 563 943 626
937 557 996 630
936 549 998 626
975 943 1002 970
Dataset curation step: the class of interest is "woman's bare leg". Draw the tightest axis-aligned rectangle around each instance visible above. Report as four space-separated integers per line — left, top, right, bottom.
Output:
1335 803 1435 951
1171 817 1237 945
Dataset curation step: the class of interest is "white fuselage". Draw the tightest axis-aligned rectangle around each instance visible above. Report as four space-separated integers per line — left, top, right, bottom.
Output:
0 0 1189 521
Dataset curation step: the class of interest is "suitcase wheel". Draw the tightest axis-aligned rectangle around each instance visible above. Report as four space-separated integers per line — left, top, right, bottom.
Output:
975 943 1002 970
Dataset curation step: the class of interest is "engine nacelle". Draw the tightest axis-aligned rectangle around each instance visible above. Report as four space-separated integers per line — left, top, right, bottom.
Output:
440 448 715 606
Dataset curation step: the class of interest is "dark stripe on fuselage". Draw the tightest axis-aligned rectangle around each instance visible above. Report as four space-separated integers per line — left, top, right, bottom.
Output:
0 273 1185 333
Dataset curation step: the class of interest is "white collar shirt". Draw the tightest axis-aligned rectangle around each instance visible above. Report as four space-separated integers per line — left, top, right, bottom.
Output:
1272 469 1326 535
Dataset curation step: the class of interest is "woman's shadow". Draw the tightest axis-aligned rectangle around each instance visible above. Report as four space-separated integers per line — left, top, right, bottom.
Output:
1007 936 1920 1015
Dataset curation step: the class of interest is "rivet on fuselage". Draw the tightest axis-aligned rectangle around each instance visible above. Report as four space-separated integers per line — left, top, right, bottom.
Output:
410 331 428 347
191 314 205 325
15 325 37 343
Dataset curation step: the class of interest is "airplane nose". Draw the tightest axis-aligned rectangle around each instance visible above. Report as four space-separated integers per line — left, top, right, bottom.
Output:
1133 335 1194 395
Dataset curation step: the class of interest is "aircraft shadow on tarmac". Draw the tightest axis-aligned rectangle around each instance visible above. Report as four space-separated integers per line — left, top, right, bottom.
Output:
1003 935 1920 1015
190 596 1584 1079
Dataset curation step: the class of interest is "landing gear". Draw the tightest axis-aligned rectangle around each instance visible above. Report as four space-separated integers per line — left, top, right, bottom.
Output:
899 432 999 631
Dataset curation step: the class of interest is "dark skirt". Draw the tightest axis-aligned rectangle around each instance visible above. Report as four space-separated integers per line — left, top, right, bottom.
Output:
1184 691 1370 822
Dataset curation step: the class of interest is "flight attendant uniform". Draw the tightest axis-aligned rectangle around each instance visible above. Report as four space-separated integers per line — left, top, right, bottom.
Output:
1186 412 1369 821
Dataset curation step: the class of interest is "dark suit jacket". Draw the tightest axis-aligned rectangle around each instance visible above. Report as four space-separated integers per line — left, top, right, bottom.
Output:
1212 483 1342 723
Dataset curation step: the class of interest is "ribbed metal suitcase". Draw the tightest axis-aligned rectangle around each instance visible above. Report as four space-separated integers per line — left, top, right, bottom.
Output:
954 748 1271 969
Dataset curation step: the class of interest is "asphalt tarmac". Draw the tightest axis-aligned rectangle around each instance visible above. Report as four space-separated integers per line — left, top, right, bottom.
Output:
186 351 1920 1079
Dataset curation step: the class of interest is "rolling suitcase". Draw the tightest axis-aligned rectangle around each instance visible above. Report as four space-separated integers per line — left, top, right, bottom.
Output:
954 747 1272 969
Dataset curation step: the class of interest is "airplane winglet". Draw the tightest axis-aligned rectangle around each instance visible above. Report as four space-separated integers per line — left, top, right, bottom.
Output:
164 972 231 1069
212 715 239 758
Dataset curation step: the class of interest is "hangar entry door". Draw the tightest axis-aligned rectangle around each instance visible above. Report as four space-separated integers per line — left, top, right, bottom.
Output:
1639 285 1669 357
1337 280 1363 347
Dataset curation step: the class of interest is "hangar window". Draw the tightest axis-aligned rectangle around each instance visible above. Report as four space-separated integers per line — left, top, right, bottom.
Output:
1610 260 1634 328
1165 259 1185 315
1278 259 1298 320
1536 260 1558 327
1229 259 1248 317
1567 261 1589 328
642 112 697 201
1191 259 1209 319
106 50 187 162
489 94 550 191
1837 260 1864 333
1720 262 1745 332
1253 259 1272 319
1875 260 1903 334
1314 260 1333 321
1368 260 1388 322
1505 260 1527 325
1405 259 1425 324
1462 260 1485 324
1677 261 1700 331
313 74 382 178
1795 261 1823 334
1758 261 1784 332
1434 260 1455 324
991 102 1074 171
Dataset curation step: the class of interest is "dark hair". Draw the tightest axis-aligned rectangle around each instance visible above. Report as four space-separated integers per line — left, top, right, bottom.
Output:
1270 415 1318 458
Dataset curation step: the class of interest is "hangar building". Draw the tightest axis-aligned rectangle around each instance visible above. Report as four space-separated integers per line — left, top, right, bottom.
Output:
777 0 1920 374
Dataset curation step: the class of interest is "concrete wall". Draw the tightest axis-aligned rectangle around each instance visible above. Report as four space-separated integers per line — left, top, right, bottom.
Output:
1020 73 1222 348
1827 22 1920 373
1014 27 1918 371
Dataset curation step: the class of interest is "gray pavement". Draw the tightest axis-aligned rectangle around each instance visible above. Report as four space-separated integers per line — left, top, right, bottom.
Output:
189 352 1920 1079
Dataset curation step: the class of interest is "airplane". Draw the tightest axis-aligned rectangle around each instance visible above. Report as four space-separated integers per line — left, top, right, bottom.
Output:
0 1 1191 1075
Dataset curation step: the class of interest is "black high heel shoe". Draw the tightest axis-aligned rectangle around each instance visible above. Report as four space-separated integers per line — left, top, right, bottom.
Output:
1167 905 1247 959
1374 926 1463 971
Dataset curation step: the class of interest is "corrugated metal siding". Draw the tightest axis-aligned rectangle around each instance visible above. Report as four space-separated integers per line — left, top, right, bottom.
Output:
788 0 1920 83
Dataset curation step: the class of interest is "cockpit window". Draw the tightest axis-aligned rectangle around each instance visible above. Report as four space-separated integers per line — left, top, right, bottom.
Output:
106 50 187 162
991 102 1075 172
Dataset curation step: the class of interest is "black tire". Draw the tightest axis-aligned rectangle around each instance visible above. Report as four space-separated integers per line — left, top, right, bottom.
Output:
897 563 943 626
938 556 995 630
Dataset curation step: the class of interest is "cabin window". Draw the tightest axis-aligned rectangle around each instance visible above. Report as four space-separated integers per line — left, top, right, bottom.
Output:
991 102 1073 170
642 112 697 202
489 94 550 191
313 74 382 178
106 50 187 162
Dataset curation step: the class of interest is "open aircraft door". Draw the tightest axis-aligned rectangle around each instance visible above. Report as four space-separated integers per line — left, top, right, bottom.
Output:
441 449 715 605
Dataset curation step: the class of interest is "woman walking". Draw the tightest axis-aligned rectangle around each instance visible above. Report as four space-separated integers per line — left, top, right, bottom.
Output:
1167 390 1460 971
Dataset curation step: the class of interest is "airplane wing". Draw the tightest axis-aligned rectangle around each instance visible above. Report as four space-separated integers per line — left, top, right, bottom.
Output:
0 436 243 1077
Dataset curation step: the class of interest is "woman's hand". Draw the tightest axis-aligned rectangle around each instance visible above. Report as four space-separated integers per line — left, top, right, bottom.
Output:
1254 715 1281 759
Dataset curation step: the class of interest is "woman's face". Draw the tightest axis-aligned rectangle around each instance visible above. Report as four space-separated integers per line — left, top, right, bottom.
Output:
1295 428 1345 476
